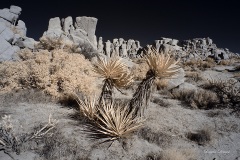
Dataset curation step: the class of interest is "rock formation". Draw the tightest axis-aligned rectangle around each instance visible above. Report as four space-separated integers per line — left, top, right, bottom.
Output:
0 5 36 61
98 38 142 58
41 16 98 58
140 37 238 62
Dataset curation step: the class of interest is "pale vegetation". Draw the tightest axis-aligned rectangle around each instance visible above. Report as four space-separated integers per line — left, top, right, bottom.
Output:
129 49 181 116
0 49 99 99
92 56 133 103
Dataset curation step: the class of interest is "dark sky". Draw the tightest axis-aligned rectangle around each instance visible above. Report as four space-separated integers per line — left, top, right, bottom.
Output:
1 0 240 53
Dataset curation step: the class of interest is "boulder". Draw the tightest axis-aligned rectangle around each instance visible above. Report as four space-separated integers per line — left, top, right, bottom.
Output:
48 17 62 30
0 36 11 53
0 22 14 42
23 38 36 49
63 16 73 33
0 8 18 23
167 68 185 90
15 20 27 37
75 16 97 45
0 36 19 61
9 5 22 15
0 46 18 61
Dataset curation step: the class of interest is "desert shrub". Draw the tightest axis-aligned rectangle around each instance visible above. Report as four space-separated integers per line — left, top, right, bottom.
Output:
171 88 219 109
152 97 170 107
218 59 232 65
138 127 172 148
36 36 79 53
186 128 211 145
184 58 215 70
202 78 240 110
0 49 99 99
185 71 204 83
34 130 89 160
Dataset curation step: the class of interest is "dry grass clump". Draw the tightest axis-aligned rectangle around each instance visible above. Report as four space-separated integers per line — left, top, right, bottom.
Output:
138 127 172 147
185 71 204 83
171 88 219 109
130 49 181 116
218 59 232 65
36 36 79 53
184 58 215 70
0 49 98 99
93 56 133 103
152 97 170 108
186 128 212 145
82 100 145 142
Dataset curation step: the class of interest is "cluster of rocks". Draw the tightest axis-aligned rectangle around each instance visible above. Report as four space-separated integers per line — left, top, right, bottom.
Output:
42 16 98 52
97 38 141 58
144 37 238 62
0 5 36 61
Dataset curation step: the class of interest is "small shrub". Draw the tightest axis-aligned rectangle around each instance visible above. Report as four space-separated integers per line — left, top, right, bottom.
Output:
184 58 215 70
202 78 240 109
171 89 219 109
186 128 211 145
138 127 172 148
218 59 232 65
152 97 170 107
185 71 203 83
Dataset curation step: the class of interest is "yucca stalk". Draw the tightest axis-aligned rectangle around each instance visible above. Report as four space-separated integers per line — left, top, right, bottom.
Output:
130 49 181 116
93 56 133 103
85 100 145 142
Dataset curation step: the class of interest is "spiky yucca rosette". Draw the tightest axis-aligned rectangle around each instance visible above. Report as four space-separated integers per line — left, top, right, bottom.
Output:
130 49 181 116
82 100 145 142
93 56 133 103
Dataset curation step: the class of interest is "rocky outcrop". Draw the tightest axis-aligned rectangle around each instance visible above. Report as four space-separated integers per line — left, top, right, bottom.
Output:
0 5 36 61
141 37 238 62
97 37 142 58
41 16 98 58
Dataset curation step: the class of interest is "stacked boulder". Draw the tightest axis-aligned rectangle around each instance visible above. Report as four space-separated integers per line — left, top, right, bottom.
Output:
145 37 238 62
42 16 98 55
97 38 141 58
0 5 36 62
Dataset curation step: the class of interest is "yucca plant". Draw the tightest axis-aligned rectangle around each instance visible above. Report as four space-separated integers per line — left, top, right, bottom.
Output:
76 96 98 120
93 56 133 103
130 49 181 116
85 100 145 143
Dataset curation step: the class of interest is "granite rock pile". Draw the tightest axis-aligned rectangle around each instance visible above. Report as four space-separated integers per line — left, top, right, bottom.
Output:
0 5 36 61
40 16 98 58
97 38 141 58
141 37 239 62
